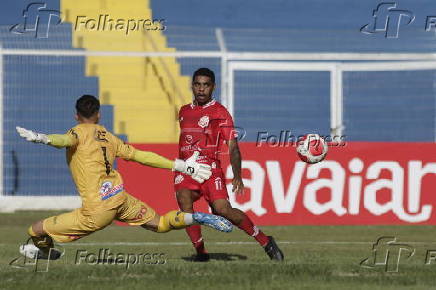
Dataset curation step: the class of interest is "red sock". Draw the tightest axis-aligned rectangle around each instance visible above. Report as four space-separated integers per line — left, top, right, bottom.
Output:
237 216 269 247
186 225 207 254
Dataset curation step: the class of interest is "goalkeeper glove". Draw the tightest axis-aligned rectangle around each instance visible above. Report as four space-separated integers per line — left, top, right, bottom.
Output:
173 151 212 183
16 126 49 144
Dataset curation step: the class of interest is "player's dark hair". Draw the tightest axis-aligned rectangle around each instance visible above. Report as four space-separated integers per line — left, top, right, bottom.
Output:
193 68 215 83
76 95 100 118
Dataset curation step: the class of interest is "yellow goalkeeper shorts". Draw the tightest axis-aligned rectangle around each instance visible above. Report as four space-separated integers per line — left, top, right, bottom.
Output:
42 193 156 243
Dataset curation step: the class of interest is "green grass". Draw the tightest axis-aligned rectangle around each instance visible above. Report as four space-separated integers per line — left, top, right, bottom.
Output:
1 211 436 290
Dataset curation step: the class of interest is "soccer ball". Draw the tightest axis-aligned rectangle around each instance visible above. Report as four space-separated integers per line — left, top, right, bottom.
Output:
296 134 328 164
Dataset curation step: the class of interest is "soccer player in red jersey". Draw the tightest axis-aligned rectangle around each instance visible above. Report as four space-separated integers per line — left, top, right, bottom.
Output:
175 68 284 261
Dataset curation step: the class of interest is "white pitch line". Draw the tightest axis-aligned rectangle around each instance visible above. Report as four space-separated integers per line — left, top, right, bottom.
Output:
58 241 436 246
2 241 436 247
64 241 291 246
0 241 364 247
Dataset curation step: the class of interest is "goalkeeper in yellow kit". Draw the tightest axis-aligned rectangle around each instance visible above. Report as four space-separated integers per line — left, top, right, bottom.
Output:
16 95 232 260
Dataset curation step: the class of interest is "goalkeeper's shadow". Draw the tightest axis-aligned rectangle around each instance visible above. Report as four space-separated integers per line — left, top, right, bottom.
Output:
182 253 248 262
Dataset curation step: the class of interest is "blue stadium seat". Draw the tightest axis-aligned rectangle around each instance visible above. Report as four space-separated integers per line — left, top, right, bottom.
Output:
0 20 115 196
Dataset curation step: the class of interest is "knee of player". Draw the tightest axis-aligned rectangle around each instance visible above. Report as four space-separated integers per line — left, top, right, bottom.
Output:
213 206 230 218
176 193 194 209
176 190 190 201
87 212 116 231
141 214 161 232
28 220 45 236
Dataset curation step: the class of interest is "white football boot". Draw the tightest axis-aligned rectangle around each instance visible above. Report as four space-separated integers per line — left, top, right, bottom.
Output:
19 244 63 260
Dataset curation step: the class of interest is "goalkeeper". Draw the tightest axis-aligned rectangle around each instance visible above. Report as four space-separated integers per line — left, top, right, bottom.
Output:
16 95 232 260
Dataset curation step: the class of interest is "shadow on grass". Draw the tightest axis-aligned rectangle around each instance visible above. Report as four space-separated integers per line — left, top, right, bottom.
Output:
182 253 248 262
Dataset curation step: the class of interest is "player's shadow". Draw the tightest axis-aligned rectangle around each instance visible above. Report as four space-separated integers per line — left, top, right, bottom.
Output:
182 253 248 262
97 258 122 264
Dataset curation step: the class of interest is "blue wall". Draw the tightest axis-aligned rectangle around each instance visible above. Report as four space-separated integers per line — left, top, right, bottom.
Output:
152 0 436 30
153 0 436 142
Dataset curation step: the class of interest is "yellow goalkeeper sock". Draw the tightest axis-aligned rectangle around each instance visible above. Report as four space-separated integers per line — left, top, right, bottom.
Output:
157 210 192 233
27 225 37 237
28 225 54 252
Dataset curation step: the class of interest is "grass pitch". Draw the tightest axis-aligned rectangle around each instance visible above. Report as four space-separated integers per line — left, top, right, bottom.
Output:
1 211 436 290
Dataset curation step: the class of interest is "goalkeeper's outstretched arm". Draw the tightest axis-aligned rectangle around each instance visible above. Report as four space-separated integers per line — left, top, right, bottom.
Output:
16 126 213 183
47 134 76 148
131 150 174 169
114 135 211 182
16 127 76 148
130 150 212 184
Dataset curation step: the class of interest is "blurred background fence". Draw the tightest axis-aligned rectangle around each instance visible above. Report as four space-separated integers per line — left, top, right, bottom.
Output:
0 0 435 212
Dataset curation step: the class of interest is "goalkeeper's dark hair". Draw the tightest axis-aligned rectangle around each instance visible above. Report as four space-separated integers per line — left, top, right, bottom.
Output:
76 95 100 118
193 68 215 84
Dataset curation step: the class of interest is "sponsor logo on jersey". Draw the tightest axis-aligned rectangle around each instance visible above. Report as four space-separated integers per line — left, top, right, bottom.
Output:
180 144 200 152
251 226 260 237
175 175 184 184
198 116 209 128
136 206 148 220
197 155 206 160
99 182 124 200
100 181 112 194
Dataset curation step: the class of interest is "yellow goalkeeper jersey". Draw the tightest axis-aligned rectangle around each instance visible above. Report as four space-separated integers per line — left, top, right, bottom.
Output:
47 123 175 213
61 124 134 210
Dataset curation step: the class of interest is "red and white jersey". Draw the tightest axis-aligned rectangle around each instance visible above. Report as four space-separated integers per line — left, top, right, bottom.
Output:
178 99 237 165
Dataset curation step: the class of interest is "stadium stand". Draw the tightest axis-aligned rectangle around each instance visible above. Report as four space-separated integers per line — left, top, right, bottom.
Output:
0 23 109 195
153 0 436 142
0 0 435 197
61 0 192 143
0 0 193 195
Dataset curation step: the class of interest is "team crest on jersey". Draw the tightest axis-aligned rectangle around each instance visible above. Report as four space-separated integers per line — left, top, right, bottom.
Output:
198 116 209 128
174 175 184 185
185 135 193 144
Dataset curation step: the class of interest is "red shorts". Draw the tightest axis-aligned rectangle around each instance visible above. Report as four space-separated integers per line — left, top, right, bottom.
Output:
174 168 229 204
